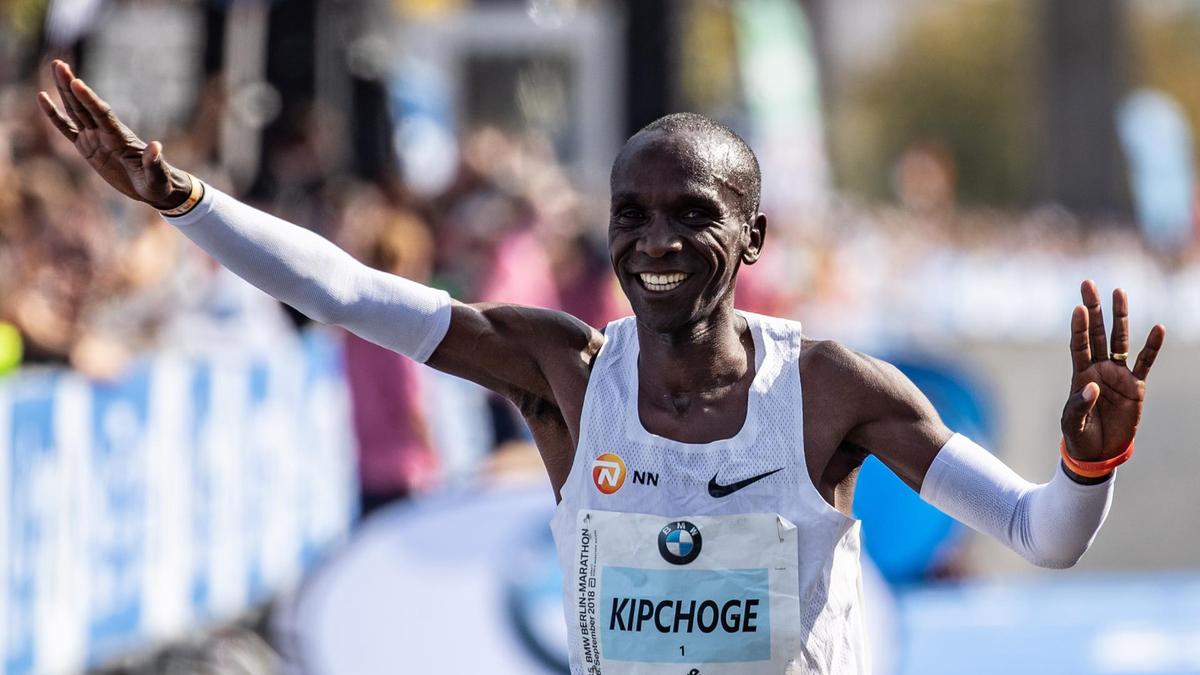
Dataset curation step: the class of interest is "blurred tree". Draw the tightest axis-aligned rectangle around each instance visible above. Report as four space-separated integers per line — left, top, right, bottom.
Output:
2 0 48 38
797 0 833 116
834 0 1034 207
1034 0 1129 218
1 0 50 80
1130 4 1200 133
623 0 674 135
251 0 318 200
677 2 738 114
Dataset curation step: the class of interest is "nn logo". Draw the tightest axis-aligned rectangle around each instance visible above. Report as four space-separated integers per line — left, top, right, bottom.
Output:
632 470 659 486
592 453 659 494
592 453 627 494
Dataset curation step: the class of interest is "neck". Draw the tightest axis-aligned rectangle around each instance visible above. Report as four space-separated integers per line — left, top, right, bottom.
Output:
635 304 751 396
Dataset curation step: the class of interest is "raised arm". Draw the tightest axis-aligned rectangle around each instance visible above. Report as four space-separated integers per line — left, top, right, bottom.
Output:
834 281 1164 568
38 60 598 405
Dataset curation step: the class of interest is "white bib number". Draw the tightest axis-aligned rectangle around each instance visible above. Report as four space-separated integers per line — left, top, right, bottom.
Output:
571 510 801 675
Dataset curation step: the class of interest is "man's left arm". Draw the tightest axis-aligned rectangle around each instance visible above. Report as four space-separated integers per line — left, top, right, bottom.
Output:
847 281 1165 569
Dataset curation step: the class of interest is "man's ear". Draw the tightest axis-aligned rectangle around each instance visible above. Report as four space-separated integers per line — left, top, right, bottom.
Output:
742 213 767 265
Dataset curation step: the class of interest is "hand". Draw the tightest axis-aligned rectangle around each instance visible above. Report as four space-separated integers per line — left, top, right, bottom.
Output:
36 60 191 210
1061 280 1165 466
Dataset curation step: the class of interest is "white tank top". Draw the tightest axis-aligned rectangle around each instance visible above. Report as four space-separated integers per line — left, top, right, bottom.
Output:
550 312 868 675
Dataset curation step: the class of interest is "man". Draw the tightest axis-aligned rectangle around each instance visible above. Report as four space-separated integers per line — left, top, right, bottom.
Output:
40 60 1164 674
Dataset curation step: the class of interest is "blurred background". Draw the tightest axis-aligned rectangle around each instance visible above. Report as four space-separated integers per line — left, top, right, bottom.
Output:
1 0 1199 673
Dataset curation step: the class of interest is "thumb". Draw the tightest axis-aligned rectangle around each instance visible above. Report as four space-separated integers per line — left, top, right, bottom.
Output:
141 141 171 191
1062 382 1100 435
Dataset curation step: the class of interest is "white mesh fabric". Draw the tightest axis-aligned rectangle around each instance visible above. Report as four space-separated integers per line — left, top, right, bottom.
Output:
550 312 870 674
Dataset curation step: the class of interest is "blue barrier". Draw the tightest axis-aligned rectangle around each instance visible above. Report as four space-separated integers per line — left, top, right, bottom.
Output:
0 331 357 675
853 354 997 585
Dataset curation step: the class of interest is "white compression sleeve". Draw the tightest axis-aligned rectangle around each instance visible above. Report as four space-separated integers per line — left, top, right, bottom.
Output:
164 182 451 362
919 433 1114 569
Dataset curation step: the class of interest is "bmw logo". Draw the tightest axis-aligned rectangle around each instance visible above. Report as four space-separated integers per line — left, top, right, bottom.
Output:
658 521 702 565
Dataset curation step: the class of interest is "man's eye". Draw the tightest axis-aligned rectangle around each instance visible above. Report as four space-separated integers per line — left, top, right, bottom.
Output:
681 209 711 223
617 209 644 221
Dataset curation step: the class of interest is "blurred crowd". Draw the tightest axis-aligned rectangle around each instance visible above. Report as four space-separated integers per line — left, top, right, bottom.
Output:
0 71 625 378
3 56 1200 452
0 60 636 517
7 77 1198 371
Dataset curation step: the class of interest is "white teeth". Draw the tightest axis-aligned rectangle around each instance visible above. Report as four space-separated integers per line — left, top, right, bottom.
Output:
638 272 689 291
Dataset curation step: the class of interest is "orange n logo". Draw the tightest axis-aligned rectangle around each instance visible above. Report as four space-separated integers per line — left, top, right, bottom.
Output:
592 453 627 494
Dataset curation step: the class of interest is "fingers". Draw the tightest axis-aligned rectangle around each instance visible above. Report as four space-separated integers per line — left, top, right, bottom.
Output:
1132 324 1166 380
1063 382 1100 435
36 91 78 142
69 77 127 136
52 60 94 130
1081 280 1108 362
51 60 131 138
1110 288 1130 360
1069 304 1092 373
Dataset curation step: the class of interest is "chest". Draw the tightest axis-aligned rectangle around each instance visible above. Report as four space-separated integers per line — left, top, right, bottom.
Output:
635 377 754 444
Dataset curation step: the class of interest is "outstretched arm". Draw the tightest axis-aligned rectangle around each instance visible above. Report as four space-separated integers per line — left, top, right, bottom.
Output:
38 60 598 404
164 187 453 361
840 281 1164 568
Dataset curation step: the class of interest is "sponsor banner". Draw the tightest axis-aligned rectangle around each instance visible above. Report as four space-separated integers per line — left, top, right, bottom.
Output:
0 331 355 675
576 510 800 675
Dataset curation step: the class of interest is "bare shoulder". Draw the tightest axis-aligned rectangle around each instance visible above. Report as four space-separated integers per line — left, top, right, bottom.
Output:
461 302 603 357
798 337 950 492
798 338 899 390
508 303 606 373
435 303 605 497
798 338 939 424
430 302 604 405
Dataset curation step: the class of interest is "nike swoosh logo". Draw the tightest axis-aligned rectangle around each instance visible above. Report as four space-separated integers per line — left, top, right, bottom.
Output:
707 467 784 498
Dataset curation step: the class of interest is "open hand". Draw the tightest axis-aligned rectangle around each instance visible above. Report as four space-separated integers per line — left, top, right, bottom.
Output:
36 60 190 210
1061 280 1165 463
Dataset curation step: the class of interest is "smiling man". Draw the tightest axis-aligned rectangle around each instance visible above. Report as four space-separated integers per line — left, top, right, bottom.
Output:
40 61 1165 674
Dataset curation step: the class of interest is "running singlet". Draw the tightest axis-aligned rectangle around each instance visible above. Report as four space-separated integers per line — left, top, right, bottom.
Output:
550 312 869 674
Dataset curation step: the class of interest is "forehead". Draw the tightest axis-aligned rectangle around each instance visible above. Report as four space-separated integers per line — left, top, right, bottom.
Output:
610 131 739 205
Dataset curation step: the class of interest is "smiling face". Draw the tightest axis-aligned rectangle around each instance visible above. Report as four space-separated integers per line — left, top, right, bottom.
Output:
608 129 766 334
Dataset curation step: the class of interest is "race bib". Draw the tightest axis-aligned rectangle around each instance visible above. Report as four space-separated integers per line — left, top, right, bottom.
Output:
571 510 801 675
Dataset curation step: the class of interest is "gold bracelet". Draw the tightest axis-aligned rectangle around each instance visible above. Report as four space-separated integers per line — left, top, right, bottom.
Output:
159 173 204 217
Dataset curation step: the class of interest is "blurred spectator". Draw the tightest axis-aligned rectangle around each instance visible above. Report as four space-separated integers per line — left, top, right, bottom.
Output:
0 321 21 375
554 230 626 328
337 186 440 515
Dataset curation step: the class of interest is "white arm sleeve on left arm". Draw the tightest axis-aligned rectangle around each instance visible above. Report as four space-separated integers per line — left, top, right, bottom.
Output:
919 433 1114 569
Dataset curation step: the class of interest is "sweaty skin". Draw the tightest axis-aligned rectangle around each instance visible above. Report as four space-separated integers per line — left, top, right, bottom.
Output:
39 60 1166 510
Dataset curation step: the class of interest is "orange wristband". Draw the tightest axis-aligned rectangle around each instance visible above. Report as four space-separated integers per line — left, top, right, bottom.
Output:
1059 438 1135 478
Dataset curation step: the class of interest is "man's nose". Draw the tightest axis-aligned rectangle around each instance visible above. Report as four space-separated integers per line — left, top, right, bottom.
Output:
635 216 683 258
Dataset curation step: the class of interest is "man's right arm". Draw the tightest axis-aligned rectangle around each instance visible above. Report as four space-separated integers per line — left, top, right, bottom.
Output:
169 182 595 403
38 60 594 405
166 182 451 360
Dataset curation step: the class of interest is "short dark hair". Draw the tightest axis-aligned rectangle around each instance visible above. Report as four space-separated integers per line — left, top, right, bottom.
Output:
615 112 762 222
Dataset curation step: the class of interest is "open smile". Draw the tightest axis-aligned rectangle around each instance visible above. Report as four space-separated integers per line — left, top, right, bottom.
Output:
636 271 691 293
